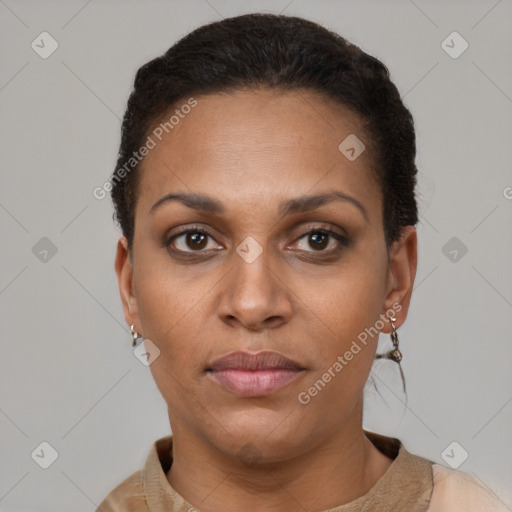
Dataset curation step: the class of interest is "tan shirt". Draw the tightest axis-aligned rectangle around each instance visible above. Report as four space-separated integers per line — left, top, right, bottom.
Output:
96 431 508 511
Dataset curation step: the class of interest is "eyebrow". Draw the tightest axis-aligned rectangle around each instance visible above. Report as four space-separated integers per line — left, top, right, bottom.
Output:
150 190 369 222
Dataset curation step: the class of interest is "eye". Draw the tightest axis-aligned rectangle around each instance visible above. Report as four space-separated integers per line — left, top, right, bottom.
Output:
164 224 349 257
292 227 349 253
165 227 222 253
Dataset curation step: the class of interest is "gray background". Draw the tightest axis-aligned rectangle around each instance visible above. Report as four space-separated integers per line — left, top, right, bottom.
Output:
1 0 511 510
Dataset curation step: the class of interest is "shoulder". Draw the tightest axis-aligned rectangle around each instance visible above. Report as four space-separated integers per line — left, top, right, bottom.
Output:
427 463 509 512
95 469 147 512
95 435 174 512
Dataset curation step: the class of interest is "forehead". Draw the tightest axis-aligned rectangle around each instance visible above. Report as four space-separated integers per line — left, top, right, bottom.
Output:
135 88 381 218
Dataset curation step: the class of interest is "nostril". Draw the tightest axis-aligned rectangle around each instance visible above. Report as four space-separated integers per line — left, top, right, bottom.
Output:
264 316 283 327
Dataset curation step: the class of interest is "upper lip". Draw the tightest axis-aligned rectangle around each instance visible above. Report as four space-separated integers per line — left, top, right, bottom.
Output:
206 350 304 371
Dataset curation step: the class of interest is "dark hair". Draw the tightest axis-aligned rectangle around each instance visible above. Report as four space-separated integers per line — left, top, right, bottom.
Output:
111 13 418 250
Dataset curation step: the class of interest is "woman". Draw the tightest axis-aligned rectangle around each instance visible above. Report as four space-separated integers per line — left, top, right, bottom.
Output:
97 13 506 512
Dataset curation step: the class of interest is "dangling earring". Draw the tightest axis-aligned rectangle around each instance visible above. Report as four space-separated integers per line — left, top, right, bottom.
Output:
387 314 403 364
375 314 406 394
130 324 142 347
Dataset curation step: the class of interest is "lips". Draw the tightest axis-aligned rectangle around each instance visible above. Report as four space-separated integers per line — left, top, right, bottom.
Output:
207 350 304 372
206 350 305 397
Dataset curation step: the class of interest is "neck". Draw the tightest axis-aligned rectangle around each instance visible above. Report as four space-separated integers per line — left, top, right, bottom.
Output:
166 422 393 512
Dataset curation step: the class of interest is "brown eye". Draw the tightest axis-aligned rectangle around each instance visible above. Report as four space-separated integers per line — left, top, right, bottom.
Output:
185 232 208 250
293 228 348 253
308 232 329 250
166 228 221 253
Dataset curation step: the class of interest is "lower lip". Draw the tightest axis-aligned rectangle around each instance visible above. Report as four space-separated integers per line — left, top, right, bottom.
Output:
208 369 303 397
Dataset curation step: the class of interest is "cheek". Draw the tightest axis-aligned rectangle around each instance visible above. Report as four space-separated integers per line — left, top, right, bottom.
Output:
310 261 386 340
133 246 204 342
296 285 382 415
300 255 387 384
132 258 217 393
140 296 209 412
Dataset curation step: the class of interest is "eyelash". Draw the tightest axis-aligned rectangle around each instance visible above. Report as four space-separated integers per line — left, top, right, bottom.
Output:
164 224 349 258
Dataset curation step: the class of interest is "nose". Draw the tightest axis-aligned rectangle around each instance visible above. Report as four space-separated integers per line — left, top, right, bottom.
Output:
217 247 294 332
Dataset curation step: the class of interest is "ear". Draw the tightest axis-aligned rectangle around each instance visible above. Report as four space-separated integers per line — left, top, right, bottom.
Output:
115 236 140 330
380 226 417 333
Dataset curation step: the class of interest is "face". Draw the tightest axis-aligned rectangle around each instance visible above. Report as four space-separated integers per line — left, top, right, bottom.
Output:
116 88 417 463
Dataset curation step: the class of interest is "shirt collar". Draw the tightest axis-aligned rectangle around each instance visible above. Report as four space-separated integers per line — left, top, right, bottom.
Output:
142 430 433 511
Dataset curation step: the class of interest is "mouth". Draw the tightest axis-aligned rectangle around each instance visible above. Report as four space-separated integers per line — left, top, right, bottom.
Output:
206 350 306 397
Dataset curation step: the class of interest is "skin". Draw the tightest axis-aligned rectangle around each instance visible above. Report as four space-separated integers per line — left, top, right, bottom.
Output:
115 88 417 512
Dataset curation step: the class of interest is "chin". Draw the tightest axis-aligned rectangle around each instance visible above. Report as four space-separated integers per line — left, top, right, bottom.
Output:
203 410 308 462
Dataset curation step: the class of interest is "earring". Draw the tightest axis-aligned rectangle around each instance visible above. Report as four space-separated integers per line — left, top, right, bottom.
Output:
130 324 142 347
387 314 403 363
375 314 406 394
